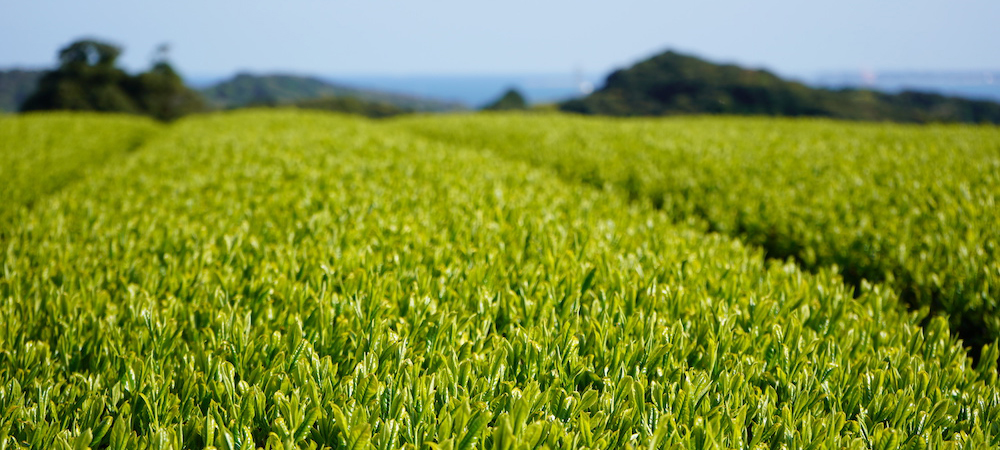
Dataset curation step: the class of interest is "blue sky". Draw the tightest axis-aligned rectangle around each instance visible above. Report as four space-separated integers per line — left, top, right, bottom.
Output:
2 0 998 79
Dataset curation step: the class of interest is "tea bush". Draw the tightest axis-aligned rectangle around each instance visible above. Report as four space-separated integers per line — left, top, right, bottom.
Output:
395 113 1000 348
1 111 998 449
0 112 159 224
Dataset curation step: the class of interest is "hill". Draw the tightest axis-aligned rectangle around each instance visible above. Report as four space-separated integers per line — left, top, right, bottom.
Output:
0 69 44 112
561 50 1000 124
200 73 466 112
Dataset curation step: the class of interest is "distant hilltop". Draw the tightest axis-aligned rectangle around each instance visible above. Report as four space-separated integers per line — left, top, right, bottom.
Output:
561 51 1000 124
200 73 466 113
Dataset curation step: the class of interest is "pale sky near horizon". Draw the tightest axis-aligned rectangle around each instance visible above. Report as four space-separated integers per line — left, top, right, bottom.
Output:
1 0 998 79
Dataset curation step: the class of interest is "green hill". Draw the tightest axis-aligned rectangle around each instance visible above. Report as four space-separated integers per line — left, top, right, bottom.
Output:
0 70 44 112
200 73 465 112
561 50 1000 124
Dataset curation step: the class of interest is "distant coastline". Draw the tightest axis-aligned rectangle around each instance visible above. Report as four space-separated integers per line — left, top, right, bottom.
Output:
811 70 1000 102
6 68 1000 113
222 71 1000 107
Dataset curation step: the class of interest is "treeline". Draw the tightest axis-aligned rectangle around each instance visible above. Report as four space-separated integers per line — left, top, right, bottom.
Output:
561 51 1000 124
16 40 431 121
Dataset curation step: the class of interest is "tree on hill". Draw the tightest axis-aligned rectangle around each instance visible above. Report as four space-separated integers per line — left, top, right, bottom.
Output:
21 39 206 121
483 88 528 111
22 40 138 114
124 45 207 121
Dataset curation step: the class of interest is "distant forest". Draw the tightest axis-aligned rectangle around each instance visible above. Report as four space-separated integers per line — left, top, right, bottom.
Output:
5 41 1000 124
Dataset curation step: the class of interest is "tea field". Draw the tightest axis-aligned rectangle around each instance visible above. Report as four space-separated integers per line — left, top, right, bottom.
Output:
0 113 158 223
395 114 1000 349
1 110 999 449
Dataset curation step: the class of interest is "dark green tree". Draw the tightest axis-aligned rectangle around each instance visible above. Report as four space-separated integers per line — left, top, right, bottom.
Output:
21 39 206 121
483 88 528 111
21 39 138 113
124 45 206 121
58 40 122 67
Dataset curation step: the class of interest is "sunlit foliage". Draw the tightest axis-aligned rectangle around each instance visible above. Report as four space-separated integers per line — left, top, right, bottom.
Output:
1 111 999 449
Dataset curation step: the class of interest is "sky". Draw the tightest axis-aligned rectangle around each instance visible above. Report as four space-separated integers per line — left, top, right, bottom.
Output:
1 0 999 80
